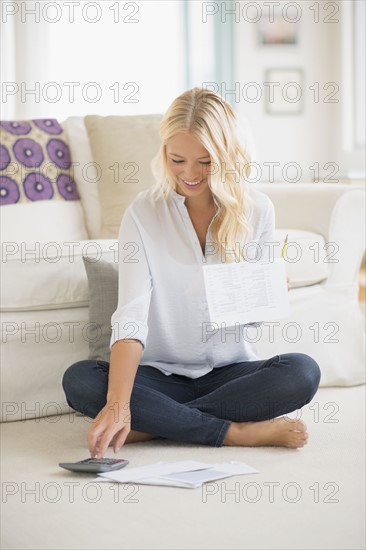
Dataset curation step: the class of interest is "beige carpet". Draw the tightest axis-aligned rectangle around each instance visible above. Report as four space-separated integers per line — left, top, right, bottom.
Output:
1 385 365 550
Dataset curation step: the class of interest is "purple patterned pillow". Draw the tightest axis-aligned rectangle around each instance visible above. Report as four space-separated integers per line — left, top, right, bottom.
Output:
0 119 80 206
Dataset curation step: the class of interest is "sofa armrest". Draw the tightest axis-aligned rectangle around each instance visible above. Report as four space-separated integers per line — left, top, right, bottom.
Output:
255 183 366 286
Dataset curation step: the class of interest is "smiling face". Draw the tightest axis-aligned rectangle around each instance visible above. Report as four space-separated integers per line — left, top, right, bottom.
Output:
166 132 213 206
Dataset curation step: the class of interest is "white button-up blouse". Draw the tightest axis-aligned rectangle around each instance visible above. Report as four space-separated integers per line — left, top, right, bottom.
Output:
109 185 276 379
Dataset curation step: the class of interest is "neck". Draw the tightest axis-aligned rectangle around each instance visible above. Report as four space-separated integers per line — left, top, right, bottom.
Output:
186 198 216 214
177 188 216 214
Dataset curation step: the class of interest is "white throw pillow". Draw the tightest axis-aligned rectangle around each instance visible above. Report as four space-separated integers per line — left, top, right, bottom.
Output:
62 117 101 239
274 229 329 287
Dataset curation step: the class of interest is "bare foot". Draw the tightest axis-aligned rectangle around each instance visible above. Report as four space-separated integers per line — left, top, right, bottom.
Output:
109 430 158 447
223 418 308 449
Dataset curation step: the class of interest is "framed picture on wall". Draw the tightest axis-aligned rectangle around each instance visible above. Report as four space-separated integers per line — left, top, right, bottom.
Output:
265 68 304 115
258 9 299 45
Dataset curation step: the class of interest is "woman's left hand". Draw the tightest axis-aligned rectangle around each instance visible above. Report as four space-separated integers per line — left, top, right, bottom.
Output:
287 276 291 291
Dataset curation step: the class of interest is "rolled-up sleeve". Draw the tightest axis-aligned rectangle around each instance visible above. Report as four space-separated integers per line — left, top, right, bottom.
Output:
109 207 153 351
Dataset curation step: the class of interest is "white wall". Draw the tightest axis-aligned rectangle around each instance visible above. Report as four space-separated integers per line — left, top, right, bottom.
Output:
229 0 353 182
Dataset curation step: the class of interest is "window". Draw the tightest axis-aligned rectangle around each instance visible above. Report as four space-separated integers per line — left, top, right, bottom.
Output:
342 0 365 152
1 1 188 120
354 0 365 149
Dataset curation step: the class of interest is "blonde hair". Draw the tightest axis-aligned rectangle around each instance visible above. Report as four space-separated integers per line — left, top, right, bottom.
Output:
149 87 255 263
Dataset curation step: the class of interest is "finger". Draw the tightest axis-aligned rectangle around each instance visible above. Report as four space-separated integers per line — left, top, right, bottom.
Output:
95 430 116 459
113 429 129 453
87 426 104 457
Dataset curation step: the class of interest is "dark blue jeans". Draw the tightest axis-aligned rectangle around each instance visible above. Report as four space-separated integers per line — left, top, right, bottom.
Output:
62 353 321 447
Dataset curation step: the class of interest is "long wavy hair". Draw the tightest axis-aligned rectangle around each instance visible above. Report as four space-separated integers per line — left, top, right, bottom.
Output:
149 87 255 263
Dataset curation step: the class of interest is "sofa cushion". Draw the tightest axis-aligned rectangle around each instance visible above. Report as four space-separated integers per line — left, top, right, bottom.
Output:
0 200 87 244
0 240 117 312
0 118 88 242
274 229 329 288
0 306 90 422
82 256 118 362
84 114 162 239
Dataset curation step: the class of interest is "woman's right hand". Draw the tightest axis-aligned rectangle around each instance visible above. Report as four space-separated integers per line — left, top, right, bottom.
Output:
87 400 131 459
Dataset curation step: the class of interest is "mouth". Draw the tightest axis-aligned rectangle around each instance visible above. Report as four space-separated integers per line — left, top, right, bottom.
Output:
179 177 205 189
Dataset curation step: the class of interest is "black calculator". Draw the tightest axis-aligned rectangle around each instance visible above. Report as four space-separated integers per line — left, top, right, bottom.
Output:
59 458 129 473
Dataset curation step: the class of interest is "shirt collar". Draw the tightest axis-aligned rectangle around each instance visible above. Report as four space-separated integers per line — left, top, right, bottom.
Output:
170 186 220 212
170 187 186 203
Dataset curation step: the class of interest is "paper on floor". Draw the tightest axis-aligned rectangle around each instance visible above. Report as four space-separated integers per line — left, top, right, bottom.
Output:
93 460 258 489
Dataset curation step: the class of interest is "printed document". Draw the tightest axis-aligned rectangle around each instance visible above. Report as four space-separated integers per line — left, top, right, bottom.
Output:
202 258 290 326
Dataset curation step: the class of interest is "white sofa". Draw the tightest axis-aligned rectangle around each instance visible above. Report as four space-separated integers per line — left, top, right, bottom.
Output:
1 115 365 550
1 116 365 423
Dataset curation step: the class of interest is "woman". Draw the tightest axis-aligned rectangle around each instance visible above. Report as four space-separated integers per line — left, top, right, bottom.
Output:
62 87 321 459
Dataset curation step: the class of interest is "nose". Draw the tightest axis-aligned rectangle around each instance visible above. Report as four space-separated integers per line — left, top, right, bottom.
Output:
182 167 204 182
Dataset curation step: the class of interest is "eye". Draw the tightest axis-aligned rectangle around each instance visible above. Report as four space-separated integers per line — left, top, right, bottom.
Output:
170 159 211 165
